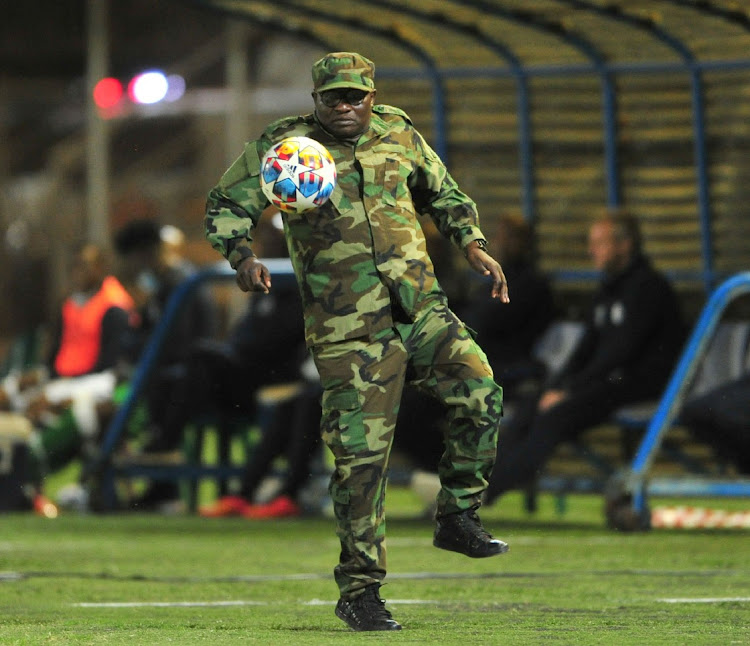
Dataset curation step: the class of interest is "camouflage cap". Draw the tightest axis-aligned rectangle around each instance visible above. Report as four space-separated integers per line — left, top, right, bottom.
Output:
312 52 375 93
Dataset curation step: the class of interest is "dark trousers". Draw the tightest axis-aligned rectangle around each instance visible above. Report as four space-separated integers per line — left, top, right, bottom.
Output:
311 305 502 598
238 383 322 500
486 377 659 503
149 340 261 452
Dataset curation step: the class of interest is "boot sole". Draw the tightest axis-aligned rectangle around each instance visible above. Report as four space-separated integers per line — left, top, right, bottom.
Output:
433 537 509 558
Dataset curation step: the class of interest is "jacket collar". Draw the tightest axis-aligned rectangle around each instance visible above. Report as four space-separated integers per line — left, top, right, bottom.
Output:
602 252 648 289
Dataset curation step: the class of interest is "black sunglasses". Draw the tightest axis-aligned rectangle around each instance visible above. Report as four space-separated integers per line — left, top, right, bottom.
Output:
318 88 370 108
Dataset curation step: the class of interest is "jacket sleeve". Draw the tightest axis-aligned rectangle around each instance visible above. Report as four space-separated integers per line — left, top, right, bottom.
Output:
204 139 270 269
407 128 485 250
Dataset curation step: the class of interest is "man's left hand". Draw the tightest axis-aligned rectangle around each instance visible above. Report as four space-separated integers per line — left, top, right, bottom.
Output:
465 242 510 302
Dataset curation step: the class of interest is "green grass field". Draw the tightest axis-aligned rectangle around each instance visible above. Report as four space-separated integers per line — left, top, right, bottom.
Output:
1 487 748 645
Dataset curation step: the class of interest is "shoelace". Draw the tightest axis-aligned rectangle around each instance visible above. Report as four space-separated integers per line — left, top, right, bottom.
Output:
354 587 394 621
465 509 495 541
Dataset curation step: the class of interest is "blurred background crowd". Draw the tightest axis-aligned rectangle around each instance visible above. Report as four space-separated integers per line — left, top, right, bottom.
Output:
1 1 749 522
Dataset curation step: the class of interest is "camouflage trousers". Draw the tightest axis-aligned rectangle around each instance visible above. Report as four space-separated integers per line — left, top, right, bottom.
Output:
310 302 503 599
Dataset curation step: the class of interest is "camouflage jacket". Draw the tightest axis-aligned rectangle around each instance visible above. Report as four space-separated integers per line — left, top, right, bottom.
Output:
205 104 486 347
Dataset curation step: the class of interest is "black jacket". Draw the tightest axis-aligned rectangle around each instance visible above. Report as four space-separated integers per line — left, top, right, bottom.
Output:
553 254 685 397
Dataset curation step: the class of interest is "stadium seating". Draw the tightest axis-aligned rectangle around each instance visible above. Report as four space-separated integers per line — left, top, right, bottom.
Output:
519 318 750 512
92 262 307 512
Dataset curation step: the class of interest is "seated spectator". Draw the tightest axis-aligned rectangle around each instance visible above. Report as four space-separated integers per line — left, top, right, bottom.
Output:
0 243 137 515
462 212 555 398
113 218 218 372
124 214 310 512
113 219 219 509
48 243 136 378
680 373 750 475
485 210 686 505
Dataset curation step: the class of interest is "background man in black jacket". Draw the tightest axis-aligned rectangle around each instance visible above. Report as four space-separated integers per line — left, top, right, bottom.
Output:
485 210 686 504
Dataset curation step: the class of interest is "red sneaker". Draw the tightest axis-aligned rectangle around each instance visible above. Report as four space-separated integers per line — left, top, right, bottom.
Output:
33 494 59 519
199 495 252 518
242 495 301 519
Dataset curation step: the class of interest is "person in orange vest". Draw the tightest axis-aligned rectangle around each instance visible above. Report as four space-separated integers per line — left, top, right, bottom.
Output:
47 243 136 378
0 243 138 516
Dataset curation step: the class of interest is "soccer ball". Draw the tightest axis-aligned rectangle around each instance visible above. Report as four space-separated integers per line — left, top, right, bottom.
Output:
260 136 337 214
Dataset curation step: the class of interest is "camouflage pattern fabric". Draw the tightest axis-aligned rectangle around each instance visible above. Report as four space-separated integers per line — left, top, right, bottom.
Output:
205 105 486 348
311 51 376 93
205 102 501 599
311 303 502 598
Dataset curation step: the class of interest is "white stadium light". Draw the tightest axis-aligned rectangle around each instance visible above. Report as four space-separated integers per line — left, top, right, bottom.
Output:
128 70 169 105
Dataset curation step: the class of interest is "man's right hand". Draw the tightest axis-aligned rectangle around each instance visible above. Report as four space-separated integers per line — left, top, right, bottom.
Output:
236 256 272 294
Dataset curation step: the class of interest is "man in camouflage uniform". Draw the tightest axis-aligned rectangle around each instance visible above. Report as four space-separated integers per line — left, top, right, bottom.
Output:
205 52 509 632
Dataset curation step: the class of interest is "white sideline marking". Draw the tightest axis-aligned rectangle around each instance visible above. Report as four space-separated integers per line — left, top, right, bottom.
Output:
74 600 267 608
69 596 750 609
304 599 437 606
658 597 750 604
75 598 439 609
8 568 748 585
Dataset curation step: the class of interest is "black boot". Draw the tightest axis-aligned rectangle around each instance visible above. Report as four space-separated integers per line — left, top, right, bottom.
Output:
434 506 509 558
335 583 402 631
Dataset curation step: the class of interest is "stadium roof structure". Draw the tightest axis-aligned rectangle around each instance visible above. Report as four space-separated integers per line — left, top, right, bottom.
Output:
178 0 750 289
187 0 750 69
4 1 750 78
3 0 750 290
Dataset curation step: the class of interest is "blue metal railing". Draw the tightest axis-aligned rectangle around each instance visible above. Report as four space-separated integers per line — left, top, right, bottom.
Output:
610 272 750 514
461 0 622 209
93 259 296 506
425 57 750 289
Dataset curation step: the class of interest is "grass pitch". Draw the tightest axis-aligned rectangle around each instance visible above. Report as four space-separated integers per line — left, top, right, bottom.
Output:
1 489 748 645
